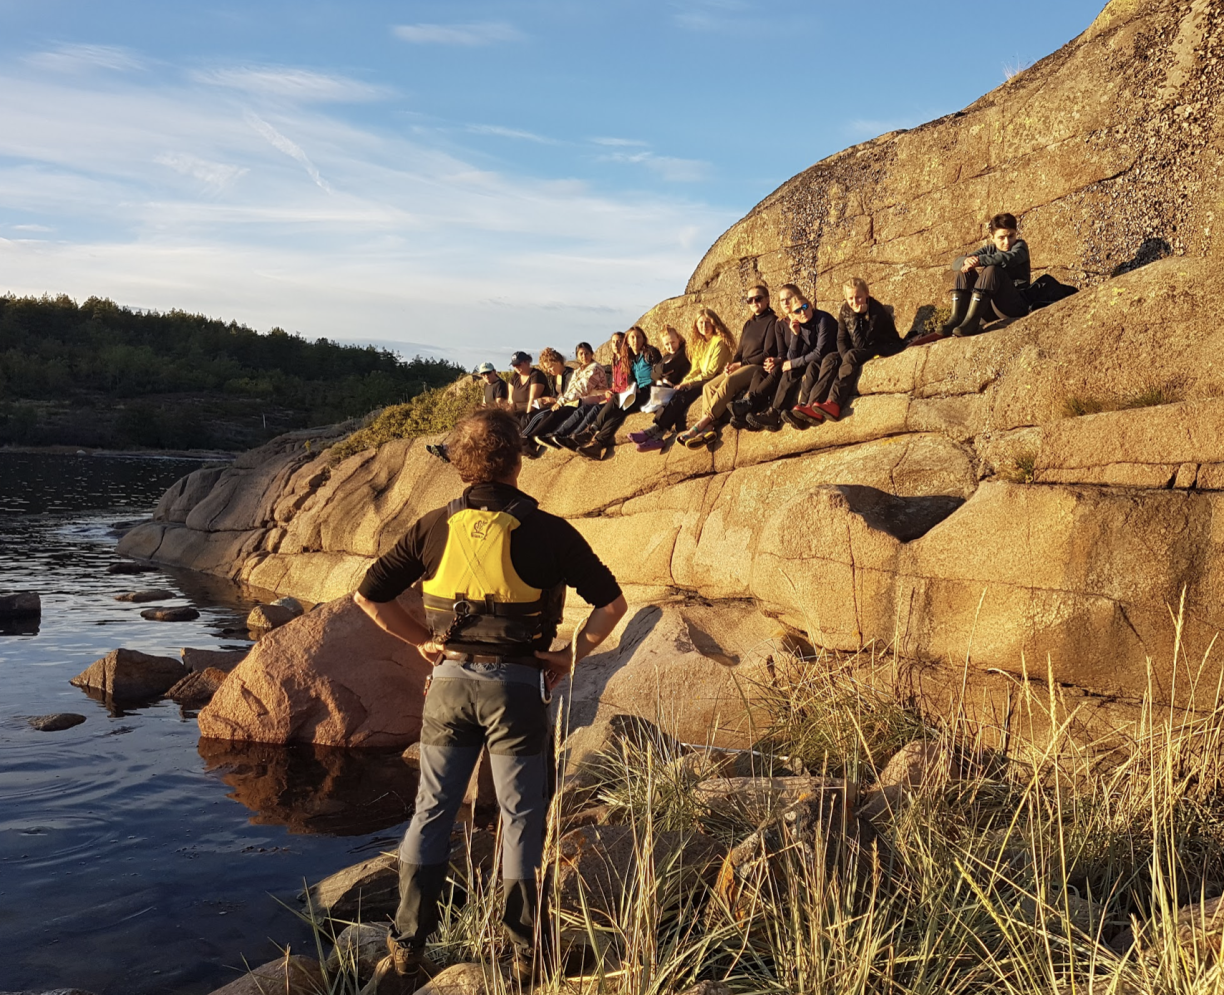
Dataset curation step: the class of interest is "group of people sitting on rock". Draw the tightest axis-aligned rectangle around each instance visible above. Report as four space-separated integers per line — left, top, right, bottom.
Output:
433 212 1037 460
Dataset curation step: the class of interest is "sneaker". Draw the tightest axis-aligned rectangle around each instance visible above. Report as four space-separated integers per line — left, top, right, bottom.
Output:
792 404 825 425
780 409 806 430
815 400 842 421
636 436 664 452
537 435 562 450
555 435 580 451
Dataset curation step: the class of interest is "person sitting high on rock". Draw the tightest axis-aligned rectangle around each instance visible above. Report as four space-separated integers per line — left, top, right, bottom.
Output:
793 277 903 424
937 212 1031 337
741 284 837 431
629 308 735 452
677 285 782 449
522 343 608 455
575 326 660 461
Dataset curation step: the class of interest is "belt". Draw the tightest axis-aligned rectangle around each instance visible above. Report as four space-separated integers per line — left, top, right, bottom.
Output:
441 650 542 667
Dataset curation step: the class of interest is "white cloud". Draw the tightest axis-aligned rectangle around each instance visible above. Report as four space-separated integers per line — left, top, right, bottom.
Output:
669 0 750 33
467 124 557 144
590 137 649 148
599 150 710 183
0 59 735 368
192 66 387 103
25 44 143 74
155 152 248 190
244 112 331 192
392 22 524 46
10 223 53 232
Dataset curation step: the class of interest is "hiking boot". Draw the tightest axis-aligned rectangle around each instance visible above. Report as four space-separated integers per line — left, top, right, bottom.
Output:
729 397 752 421
780 408 806 430
359 938 438 995
577 441 605 460
506 947 549 986
425 443 450 463
746 409 781 431
554 435 580 451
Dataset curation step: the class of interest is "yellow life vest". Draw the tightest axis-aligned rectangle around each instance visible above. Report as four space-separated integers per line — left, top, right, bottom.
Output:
420 496 562 652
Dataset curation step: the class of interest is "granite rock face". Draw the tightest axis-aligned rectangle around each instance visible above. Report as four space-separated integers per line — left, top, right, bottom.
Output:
70 648 186 701
197 595 433 747
119 0 1224 727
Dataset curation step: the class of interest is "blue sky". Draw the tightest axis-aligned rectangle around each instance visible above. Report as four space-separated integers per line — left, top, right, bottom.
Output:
1 0 1104 369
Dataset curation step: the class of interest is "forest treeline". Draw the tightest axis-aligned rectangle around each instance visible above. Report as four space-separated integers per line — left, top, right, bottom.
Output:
0 294 465 450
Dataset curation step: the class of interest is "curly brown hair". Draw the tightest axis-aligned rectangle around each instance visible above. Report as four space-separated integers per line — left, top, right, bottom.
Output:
538 347 564 367
448 408 522 484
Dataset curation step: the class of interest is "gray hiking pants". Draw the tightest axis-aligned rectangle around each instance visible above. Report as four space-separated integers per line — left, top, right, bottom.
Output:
394 659 552 951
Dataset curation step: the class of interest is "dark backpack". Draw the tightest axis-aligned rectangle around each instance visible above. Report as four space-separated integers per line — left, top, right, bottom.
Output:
1027 274 1078 310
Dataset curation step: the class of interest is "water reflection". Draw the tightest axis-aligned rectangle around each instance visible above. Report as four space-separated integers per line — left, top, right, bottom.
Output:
198 739 418 836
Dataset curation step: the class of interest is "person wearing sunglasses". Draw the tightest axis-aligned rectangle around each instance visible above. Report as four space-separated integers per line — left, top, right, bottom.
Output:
742 285 837 431
677 285 781 448
793 277 903 424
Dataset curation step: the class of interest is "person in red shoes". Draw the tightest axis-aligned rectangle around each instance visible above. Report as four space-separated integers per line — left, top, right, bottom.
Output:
793 277 903 424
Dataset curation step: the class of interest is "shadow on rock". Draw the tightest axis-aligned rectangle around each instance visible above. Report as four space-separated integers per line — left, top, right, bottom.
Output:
198 738 418 836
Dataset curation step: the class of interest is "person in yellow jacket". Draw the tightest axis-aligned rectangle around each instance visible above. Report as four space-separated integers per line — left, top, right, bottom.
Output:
627 307 736 452
354 408 627 990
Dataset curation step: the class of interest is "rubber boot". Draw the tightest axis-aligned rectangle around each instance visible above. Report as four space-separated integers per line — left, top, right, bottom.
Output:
938 290 969 335
952 291 991 337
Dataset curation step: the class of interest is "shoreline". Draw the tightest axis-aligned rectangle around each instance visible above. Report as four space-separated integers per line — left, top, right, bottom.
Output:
0 444 237 461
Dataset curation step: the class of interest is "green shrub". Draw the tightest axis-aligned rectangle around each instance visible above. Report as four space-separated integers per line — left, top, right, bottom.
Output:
1061 394 1109 418
1000 448 1038 484
328 377 484 462
1123 382 1182 409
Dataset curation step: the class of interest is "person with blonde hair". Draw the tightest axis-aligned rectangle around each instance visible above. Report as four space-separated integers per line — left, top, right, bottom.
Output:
630 308 735 452
793 277 903 424
677 285 782 448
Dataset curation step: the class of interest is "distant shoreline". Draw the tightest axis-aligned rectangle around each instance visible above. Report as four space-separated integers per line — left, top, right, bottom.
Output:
0 444 236 461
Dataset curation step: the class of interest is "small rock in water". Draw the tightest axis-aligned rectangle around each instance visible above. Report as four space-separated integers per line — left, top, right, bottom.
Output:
141 607 200 622
114 589 177 603
247 603 296 630
270 596 305 617
70 648 186 699
166 668 228 709
28 713 87 732
106 561 159 575
0 592 41 618
304 853 399 919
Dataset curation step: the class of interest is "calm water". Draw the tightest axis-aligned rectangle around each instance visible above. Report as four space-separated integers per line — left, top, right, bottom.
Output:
0 453 415 994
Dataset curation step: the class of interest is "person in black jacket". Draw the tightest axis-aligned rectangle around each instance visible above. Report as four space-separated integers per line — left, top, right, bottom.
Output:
677 285 783 447
938 212 1031 337
740 284 837 431
794 277 902 423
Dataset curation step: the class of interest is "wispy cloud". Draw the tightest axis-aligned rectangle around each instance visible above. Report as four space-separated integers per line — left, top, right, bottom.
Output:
193 66 387 103
467 124 556 144
155 152 248 190
26 44 144 74
599 150 710 182
669 0 751 33
244 112 331 192
0 55 735 368
393 22 524 46
10 224 54 233
590 137 649 148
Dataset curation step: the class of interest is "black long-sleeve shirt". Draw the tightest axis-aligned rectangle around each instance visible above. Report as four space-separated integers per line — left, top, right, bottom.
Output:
359 483 623 617
787 309 838 368
733 309 781 367
653 341 691 385
837 298 903 358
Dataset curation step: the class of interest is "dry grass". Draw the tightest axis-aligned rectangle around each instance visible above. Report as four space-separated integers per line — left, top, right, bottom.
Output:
327 376 486 462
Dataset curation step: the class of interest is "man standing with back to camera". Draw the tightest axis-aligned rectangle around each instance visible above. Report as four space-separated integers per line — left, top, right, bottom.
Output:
353 407 627 991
